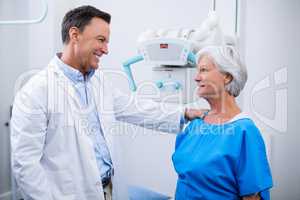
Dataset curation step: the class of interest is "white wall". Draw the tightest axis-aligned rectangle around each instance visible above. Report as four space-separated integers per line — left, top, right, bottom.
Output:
0 1 30 199
28 0 76 69
241 0 300 199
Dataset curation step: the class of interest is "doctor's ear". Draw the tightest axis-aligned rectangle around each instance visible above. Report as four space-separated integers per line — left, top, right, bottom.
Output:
69 27 81 43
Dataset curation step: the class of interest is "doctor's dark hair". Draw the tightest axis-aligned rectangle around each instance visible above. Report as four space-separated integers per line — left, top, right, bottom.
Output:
61 5 111 44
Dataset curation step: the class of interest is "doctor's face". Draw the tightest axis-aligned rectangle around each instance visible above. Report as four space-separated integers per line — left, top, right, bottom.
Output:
74 17 110 73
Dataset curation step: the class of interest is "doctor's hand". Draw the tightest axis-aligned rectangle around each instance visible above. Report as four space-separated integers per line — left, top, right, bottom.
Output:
184 108 209 121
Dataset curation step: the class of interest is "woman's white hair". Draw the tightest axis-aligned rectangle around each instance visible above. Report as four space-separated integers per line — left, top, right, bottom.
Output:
196 45 247 97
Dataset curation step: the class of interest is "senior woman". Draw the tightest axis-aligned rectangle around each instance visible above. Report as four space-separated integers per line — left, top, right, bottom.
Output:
172 45 273 200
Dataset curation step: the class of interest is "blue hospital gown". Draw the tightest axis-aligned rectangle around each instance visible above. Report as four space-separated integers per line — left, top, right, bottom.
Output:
172 117 273 200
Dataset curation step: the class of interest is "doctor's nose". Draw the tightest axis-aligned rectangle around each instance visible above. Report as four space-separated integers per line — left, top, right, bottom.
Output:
101 43 109 55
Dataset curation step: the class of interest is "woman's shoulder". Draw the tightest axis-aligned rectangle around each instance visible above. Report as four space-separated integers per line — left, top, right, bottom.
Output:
184 112 262 135
230 112 263 138
230 112 256 127
188 112 257 128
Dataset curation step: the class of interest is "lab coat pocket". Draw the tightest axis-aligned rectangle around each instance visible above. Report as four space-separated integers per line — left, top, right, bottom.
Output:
48 169 76 195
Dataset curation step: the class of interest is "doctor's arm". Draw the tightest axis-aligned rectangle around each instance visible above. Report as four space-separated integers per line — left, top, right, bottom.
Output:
10 85 53 200
113 90 204 134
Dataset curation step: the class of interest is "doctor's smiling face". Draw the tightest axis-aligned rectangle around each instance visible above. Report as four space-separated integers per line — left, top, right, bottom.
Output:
61 6 111 75
69 17 110 73
71 17 110 73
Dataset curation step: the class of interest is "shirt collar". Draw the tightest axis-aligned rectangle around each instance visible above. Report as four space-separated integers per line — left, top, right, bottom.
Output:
54 53 95 83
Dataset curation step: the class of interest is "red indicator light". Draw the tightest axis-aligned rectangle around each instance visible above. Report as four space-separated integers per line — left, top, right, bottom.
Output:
160 44 168 49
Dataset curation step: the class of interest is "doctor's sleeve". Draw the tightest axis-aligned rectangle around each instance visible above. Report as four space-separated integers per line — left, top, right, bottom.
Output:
236 122 273 200
10 80 53 200
113 89 184 134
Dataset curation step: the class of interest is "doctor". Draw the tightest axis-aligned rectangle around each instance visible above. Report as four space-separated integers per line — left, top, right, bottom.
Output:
10 5 200 200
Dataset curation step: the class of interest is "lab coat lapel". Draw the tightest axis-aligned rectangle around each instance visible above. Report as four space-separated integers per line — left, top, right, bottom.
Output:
48 64 103 191
90 71 130 200
90 71 115 158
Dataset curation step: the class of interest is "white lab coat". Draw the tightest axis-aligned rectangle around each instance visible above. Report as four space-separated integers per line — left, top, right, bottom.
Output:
10 58 182 200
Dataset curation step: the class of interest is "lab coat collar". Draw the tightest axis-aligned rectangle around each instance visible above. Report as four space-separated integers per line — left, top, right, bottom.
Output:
54 53 95 83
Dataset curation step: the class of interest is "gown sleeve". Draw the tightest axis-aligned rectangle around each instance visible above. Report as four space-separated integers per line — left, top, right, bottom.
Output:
236 120 273 199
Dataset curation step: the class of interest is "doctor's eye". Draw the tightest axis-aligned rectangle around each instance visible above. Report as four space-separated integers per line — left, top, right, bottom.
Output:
96 37 106 43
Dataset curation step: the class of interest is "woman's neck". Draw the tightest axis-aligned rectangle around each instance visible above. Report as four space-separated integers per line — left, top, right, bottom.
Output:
205 92 241 122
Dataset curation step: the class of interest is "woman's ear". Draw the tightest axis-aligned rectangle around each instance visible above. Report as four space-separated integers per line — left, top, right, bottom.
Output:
224 72 233 85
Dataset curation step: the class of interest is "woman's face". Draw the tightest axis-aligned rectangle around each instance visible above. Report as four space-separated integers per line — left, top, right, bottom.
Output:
194 55 229 98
